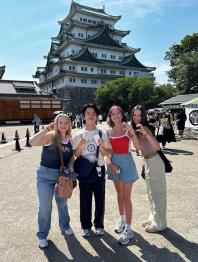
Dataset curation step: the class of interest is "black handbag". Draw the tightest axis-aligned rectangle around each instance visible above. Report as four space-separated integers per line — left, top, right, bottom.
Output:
74 156 96 178
73 129 102 180
157 150 173 173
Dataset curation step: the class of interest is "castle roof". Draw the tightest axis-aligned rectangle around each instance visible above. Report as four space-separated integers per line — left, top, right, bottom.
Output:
85 27 122 48
0 65 6 79
59 1 121 25
121 54 155 71
58 20 130 38
0 79 57 100
69 47 102 63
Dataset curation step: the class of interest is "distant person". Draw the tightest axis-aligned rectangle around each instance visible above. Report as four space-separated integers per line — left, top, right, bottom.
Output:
33 114 41 134
156 113 176 149
98 114 103 124
177 109 187 138
147 112 157 136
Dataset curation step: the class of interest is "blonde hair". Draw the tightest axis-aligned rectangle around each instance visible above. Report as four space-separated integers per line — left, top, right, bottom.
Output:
51 114 72 150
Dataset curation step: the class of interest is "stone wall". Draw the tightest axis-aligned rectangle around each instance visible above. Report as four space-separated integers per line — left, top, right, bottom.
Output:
56 86 96 116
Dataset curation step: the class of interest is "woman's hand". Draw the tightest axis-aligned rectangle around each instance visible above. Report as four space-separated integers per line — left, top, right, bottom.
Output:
136 124 148 136
46 122 55 131
123 122 135 138
77 135 85 150
98 138 105 147
108 162 118 175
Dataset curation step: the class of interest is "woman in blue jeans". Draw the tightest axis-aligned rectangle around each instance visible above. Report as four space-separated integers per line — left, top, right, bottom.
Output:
30 114 74 248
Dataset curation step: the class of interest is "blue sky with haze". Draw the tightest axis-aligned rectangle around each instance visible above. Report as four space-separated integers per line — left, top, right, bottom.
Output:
0 0 197 84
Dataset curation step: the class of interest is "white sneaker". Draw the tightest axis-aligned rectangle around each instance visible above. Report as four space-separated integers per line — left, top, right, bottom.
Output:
119 229 134 245
82 229 91 237
95 228 105 236
39 239 48 248
64 227 74 236
114 220 125 233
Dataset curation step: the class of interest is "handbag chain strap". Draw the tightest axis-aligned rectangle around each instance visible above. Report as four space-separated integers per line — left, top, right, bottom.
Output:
59 148 65 174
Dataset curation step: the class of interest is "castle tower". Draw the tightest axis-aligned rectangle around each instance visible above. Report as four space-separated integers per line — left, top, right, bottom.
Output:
33 1 155 114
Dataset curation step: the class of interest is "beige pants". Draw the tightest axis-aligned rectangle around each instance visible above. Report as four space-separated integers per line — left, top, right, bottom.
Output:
144 154 167 230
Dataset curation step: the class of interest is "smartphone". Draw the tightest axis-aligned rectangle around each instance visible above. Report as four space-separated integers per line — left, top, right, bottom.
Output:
94 134 100 145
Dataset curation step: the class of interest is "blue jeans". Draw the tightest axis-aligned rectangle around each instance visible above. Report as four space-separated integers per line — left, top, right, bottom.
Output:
36 166 71 239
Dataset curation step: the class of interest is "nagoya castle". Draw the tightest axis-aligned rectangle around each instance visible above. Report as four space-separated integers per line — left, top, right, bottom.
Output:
34 1 155 114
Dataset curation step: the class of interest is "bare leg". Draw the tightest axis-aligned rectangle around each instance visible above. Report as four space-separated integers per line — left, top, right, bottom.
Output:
113 180 124 216
123 183 133 225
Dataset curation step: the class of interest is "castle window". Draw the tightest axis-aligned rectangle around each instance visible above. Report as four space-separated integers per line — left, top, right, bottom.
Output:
81 67 87 71
102 54 107 58
88 20 91 23
69 78 75 83
101 80 105 84
111 70 115 74
92 52 97 57
69 66 75 71
93 20 96 24
101 69 106 74
83 18 87 22
111 55 116 59
129 71 131 75
81 79 87 83
91 80 97 84
72 50 75 54
80 18 82 21
90 68 94 72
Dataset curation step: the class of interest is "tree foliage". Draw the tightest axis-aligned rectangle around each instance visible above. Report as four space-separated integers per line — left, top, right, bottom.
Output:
165 33 198 94
94 77 175 113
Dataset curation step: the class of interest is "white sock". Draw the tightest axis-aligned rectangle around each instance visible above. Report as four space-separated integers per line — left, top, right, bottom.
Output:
125 224 131 231
120 215 125 222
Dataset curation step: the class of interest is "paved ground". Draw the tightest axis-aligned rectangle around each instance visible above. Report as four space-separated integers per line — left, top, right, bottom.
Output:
0 124 198 262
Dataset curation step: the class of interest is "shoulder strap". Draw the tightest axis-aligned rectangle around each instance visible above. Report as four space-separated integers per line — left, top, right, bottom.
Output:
96 129 102 160
98 129 102 138
59 148 64 170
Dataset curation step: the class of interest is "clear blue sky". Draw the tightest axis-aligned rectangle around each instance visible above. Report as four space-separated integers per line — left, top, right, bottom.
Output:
0 0 197 84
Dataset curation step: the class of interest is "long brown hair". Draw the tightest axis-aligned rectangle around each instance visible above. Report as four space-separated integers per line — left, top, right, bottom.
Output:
51 114 72 150
107 105 127 127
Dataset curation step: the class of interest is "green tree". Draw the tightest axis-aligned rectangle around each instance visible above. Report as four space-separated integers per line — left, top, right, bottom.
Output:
165 33 198 94
94 77 175 113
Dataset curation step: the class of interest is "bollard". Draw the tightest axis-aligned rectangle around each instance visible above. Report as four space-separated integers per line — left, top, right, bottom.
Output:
25 128 31 147
1 132 7 144
14 130 21 152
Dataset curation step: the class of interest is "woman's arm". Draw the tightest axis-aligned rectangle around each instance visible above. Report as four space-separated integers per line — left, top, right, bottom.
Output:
29 123 54 146
137 124 161 151
124 124 141 151
74 135 85 158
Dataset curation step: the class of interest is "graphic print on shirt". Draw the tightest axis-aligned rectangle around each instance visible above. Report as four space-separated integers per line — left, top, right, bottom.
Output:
85 138 97 162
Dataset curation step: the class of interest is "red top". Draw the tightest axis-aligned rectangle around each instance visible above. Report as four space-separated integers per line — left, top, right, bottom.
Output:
110 134 130 154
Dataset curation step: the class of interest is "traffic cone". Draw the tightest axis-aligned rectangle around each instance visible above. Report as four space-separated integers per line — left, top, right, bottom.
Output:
25 128 31 147
1 132 7 144
14 130 21 152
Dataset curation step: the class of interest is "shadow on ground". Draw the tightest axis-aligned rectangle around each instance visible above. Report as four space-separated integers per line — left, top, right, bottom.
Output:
163 148 193 156
42 229 198 262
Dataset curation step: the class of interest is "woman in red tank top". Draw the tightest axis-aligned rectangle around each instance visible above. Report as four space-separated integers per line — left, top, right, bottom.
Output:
106 105 140 245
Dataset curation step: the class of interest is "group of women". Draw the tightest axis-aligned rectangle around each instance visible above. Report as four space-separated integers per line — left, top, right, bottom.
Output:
30 104 167 248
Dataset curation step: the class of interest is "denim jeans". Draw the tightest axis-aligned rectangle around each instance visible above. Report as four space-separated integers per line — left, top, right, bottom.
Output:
36 166 71 239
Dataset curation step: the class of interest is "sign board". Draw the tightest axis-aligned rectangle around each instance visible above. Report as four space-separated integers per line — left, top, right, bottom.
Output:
185 108 198 129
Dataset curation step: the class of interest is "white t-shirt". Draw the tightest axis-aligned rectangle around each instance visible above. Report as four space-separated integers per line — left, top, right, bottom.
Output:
72 128 108 166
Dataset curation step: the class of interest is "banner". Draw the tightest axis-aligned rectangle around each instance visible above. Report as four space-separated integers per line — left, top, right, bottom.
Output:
185 108 198 129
